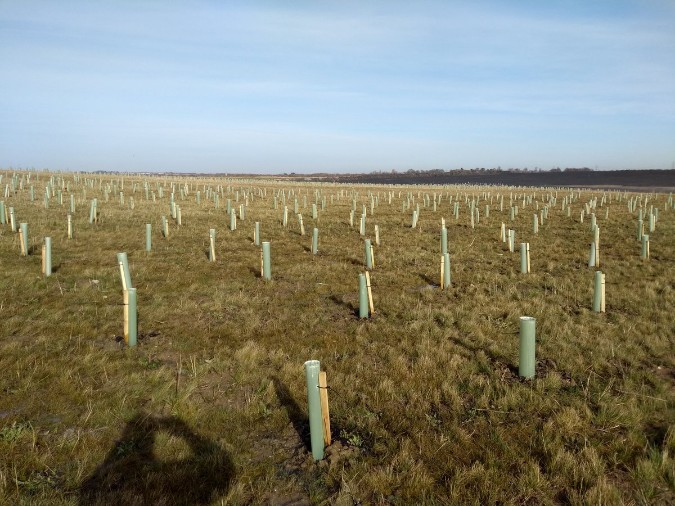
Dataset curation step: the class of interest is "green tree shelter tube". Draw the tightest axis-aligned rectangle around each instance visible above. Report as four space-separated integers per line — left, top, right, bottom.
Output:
20 222 29 256
209 229 216 262
312 228 319 255
519 316 536 379
44 237 52 276
520 243 530 273
359 273 368 319
593 271 606 313
146 224 152 252
365 239 372 270
262 241 272 280
588 242 596 267
125 287 137 347
441 226 448 254
304 360 324 461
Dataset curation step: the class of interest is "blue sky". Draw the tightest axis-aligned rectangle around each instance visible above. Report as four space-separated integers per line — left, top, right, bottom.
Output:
1 1 674 173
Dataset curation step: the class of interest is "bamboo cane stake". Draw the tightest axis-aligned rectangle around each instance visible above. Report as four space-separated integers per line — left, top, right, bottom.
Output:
319 371 331 446
365 271 374 314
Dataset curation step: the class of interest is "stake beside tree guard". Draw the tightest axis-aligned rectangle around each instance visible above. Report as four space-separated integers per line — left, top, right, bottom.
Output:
304 360 325 461
89 199 97 224
209 229 216 262
19 222 28 256
67 214 73 239
365 239 373 269
520 243 530 273
593 271 606 313
366 272 375 314
124 288 137 347
519 316 536 379
594 226 600 267
358 273 369 318
440 253 451 289
588 242 596 267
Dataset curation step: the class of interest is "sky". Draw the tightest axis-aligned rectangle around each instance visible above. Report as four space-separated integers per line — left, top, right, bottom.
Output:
1 0 674 173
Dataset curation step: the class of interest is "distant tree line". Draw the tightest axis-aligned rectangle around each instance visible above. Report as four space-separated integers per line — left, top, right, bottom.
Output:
372 167 593 176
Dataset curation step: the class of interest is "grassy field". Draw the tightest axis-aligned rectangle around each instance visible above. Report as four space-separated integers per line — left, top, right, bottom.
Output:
0 170 673 505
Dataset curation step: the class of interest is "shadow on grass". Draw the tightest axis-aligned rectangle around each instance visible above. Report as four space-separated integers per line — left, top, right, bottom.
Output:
79 412 233 505
447 335 519 376
272 377 311 452
329 294 358 318
418 273 438 287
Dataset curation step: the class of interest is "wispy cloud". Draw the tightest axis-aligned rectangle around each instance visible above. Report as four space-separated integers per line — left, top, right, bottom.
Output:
1 1 674 171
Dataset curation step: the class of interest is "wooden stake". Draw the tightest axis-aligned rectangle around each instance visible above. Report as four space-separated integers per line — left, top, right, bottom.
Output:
370 245 375 268
18 228 26 256
365 271 374 314
440 256 445 289
119 262 128 291
260 249 264 277
319 371 331 446
41 244 46 273
123 289 129 343
601 273 606 312
526 243 531 273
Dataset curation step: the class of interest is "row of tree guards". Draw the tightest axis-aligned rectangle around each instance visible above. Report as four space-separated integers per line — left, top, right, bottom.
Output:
11 214 612 316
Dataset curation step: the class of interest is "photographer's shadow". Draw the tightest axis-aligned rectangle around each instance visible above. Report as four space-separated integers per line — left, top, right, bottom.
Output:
80 412 234 505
